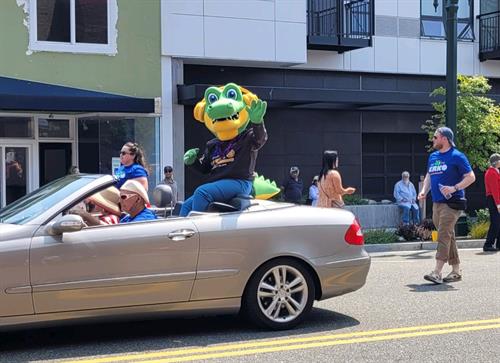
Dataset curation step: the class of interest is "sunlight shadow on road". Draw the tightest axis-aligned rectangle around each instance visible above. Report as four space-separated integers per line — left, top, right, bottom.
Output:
475 251 498 256
406 283 459 293
403 251 433 260
0 308 359 361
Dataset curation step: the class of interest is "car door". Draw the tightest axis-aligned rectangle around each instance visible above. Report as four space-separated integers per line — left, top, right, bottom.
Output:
0 224 36 318
30 218 199 314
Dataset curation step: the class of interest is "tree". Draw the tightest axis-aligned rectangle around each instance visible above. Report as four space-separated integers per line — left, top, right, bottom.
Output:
423 75 500 170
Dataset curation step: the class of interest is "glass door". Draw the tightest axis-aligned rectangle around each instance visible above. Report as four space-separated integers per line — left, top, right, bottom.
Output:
0 145 31 208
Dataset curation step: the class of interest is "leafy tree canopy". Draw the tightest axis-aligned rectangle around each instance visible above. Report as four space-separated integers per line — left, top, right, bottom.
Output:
423 75 500 170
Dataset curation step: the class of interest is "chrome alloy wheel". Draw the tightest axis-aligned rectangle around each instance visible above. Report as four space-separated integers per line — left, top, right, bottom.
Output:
257 265 308 323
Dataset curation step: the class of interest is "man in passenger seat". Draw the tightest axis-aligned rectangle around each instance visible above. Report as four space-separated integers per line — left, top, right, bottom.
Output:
119 180 157 223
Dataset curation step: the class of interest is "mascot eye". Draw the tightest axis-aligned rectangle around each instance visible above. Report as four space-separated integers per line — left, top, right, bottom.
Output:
226 89 238 99
207 93 218 104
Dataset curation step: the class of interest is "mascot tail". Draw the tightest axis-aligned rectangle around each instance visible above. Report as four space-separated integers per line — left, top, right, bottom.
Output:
252 173 280 200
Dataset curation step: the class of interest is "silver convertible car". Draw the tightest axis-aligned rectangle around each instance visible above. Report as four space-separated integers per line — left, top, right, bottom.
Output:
0 174 370 331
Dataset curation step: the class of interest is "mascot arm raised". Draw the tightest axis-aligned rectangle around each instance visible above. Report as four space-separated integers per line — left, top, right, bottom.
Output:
246 99 267 125
246 99 268 150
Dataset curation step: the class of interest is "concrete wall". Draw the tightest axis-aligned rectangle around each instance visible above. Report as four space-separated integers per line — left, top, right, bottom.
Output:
161 0 307 64
0 0 161 98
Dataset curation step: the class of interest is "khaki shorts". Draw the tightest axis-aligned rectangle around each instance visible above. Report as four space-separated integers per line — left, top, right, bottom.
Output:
432 203 461 265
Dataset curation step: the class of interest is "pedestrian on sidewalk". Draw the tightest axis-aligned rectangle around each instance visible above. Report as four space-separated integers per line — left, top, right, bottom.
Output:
317 150 355 209
282 166 304 204
483 153 500 252
418 127 476 284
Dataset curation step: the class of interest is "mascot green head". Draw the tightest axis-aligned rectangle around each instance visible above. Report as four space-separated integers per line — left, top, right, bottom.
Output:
193 83 261 141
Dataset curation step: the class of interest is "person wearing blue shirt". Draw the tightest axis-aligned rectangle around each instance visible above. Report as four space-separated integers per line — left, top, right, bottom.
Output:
418 127 475 284
393 171 420 224
115 142 149 190
308 176 319 206
119 180 157 223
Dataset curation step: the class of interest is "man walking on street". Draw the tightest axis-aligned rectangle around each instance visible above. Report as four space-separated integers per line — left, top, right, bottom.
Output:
418 127 476 284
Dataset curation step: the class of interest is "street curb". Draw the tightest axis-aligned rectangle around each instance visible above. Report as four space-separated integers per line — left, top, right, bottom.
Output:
365 239 485 253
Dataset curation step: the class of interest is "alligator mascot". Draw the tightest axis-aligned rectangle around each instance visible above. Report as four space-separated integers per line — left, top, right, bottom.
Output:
180 83 278 216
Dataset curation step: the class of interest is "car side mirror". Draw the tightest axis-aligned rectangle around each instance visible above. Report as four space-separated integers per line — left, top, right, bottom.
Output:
47 215 85 235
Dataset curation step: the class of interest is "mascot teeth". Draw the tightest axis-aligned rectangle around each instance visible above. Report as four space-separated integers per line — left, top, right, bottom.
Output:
215 112 239 123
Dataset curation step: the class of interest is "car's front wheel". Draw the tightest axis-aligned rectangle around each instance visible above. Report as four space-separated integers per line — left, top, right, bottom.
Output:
242 258 315 330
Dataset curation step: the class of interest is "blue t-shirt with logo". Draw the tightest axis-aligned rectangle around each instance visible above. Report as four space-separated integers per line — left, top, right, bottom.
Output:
120 208 157 223
115 163 148 189
427 148 472 203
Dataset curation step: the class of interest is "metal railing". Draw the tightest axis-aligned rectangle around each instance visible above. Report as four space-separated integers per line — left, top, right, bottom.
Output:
478 11 500 54
307 0 373 41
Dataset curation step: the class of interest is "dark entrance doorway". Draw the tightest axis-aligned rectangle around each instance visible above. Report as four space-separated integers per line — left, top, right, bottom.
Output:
39 143 72 186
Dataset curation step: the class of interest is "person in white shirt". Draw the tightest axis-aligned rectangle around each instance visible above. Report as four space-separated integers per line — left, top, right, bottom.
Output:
394 171 420 224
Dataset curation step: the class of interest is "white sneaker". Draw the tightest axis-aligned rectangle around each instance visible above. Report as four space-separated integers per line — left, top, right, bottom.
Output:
424 271 443 284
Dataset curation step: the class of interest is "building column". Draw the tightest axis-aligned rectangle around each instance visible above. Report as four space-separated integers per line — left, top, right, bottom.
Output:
161 56 185 199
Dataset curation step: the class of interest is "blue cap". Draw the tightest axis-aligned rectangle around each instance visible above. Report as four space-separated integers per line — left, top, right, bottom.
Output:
436 126 455 147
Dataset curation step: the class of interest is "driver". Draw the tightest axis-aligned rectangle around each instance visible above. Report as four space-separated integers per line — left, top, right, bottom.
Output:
119 180 157 223
69 186 121 226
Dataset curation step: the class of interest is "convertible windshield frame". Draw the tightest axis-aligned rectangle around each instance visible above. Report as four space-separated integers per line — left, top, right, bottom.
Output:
0 174 115 225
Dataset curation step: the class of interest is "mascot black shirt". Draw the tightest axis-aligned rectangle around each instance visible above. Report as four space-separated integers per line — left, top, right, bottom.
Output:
193 124 267 182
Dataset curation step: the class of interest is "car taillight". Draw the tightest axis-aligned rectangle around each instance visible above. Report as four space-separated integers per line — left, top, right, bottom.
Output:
344 218 364 245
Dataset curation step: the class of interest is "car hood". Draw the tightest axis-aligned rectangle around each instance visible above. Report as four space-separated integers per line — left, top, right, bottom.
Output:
0 223 38 242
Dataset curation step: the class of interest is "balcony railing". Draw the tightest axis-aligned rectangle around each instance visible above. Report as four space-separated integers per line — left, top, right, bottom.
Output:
307 0 373 51
478 11 500 61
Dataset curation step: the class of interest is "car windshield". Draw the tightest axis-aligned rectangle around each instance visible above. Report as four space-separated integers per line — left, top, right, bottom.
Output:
0 175 94 225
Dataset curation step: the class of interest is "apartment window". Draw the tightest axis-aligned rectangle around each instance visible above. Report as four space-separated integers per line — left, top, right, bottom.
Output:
420 0 474 41
29 0 117 54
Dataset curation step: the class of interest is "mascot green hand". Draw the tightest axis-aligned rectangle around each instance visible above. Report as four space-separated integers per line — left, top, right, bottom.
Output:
183 148 199 166
246 99 267 124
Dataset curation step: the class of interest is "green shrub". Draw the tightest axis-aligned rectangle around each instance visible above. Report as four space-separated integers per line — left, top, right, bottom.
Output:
364 229 399 244
344 194 369 205
470 222 490 239
476 209 490 224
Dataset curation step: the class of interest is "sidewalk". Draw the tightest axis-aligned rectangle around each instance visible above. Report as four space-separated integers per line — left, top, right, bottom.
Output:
365 239 486 253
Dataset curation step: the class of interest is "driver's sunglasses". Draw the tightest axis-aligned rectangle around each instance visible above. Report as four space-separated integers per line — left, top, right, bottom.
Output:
120 194 137 201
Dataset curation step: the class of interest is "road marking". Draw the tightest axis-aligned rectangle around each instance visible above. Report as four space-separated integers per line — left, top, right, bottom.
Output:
66 317 500 363
372 259 422 264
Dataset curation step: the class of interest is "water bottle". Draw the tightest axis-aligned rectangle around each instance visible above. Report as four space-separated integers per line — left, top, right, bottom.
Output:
439 183 452 200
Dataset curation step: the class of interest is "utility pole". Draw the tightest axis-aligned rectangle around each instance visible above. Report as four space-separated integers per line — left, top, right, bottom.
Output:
434 0 459 135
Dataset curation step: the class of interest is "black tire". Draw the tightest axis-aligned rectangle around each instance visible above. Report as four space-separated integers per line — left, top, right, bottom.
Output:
242 258 315 330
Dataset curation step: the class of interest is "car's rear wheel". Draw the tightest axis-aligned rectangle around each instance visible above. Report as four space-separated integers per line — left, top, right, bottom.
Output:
242 258 315 330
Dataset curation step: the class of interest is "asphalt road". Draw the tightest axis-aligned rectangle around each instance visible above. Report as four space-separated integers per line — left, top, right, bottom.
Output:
1 248 499 363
